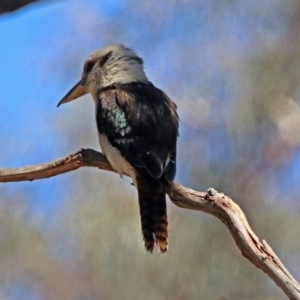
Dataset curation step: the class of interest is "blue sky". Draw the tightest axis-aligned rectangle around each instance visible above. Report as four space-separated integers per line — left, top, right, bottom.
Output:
0 1 92 221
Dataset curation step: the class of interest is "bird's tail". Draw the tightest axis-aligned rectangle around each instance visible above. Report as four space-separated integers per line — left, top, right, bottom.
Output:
136 174 168 253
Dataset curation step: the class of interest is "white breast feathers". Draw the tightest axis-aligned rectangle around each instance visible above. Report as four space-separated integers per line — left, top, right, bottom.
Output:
98 133 137 186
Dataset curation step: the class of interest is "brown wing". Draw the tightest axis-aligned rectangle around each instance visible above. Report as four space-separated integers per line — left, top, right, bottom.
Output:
97 82 179 189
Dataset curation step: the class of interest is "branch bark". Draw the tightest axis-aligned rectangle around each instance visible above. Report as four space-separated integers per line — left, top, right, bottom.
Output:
0 148 299 299
0 0 39 14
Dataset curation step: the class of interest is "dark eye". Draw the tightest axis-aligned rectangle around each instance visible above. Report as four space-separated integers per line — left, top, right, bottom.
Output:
84 61 95 72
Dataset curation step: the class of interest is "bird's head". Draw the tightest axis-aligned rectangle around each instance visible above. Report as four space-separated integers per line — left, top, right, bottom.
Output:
57 45 148 106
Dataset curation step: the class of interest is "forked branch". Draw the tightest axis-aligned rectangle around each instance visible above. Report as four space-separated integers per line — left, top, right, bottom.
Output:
0 148 299 299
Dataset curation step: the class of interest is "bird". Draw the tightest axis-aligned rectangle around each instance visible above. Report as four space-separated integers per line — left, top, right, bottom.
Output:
57 45 179 253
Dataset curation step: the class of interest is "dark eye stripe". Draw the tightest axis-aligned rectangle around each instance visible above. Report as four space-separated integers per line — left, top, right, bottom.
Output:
84 61 96 72
99 51 113 67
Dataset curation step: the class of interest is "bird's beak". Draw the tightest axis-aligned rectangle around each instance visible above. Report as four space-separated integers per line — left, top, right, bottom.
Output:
57 80 88 107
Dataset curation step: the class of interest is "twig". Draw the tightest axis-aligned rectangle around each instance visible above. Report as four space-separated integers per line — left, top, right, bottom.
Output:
0 0 40 14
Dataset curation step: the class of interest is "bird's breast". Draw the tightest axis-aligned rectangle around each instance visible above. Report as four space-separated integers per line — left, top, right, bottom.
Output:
98 133 136 185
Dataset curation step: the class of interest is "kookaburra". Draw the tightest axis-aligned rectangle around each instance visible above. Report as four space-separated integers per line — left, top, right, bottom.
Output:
57 45 179 253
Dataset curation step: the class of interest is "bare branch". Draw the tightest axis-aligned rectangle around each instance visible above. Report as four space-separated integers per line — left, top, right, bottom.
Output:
0 149 113 182
0 148 299 299
171 184 300 300
0 0 39 14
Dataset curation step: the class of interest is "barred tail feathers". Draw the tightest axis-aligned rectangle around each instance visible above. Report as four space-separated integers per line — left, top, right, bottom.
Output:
136 174 168 253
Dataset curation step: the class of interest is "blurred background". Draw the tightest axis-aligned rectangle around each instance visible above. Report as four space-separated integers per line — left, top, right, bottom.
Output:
1 0 300 299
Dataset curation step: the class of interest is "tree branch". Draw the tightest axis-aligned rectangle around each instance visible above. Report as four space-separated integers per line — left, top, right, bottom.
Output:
0 0 39 14
0 148 299 299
